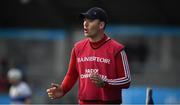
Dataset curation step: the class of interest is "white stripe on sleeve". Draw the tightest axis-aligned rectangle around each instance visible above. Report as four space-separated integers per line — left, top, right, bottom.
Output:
107 50 131 85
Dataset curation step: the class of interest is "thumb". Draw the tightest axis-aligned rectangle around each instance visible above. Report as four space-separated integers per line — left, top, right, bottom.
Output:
51 83 59 88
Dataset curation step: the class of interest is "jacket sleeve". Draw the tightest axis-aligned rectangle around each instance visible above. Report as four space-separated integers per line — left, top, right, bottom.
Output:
104 50 131 89
61 47 79 95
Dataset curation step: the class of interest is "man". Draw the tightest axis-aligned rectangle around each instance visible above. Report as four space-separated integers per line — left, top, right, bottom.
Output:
47 7 131 104
7 68 32 105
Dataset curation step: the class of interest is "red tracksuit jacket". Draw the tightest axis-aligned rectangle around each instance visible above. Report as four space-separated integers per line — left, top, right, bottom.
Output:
61 34 131 104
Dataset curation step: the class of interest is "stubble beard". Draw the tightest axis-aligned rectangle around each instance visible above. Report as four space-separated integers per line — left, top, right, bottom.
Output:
84 30 98 39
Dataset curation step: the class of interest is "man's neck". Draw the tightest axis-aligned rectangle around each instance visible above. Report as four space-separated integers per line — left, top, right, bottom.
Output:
88 32 104 42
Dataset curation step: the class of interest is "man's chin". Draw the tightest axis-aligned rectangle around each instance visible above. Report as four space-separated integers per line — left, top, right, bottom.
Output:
84 34 91 37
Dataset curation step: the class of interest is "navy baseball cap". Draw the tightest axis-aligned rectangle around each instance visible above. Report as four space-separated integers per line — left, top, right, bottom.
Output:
80 7 108 23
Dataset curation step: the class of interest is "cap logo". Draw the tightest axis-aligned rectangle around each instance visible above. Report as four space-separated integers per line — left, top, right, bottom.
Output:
80 7 107 23
93 12 97 15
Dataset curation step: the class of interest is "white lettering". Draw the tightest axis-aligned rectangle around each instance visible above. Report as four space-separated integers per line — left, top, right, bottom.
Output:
84 57 89 61
77 56 111 64
80 68 108 81
85 69 98 74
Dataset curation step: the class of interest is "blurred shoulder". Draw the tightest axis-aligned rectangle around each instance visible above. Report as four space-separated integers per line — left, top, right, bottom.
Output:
74 38 89 48
19 82 31 90
109 39 125 50
19 82 32 95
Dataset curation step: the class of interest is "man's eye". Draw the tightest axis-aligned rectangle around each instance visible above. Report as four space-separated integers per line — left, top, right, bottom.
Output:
88 19 94 22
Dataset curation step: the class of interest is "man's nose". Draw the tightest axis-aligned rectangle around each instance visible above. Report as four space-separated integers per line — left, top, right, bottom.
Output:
83 21 88 27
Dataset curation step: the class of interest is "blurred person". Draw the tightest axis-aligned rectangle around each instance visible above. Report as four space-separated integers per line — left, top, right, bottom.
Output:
47 7 131 104
7 68 32 105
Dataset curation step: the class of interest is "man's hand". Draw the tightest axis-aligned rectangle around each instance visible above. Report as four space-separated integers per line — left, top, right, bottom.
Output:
90 74 105 87
46 83 64 99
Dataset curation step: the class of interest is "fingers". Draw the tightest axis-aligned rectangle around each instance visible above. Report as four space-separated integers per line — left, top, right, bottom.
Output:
90 77 99 84
90 74 100 81
47 88 54 99
90 74 100 83
47 90 54 99
90 74 105 87
47 92 54 99
46 83 59 99
46 87 56 93
90 76 99 81
47 83 59 92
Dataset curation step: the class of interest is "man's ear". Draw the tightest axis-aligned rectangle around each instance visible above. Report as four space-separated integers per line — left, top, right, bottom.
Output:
99 22 105 30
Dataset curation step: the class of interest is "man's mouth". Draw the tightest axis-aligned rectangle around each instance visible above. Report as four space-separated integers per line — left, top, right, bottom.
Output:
84 28 88 33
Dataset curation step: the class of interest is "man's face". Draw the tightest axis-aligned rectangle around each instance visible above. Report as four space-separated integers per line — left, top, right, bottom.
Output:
83 18 102 37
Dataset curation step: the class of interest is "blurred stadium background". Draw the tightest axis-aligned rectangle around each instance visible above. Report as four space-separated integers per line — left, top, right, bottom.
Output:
0 0 180 104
